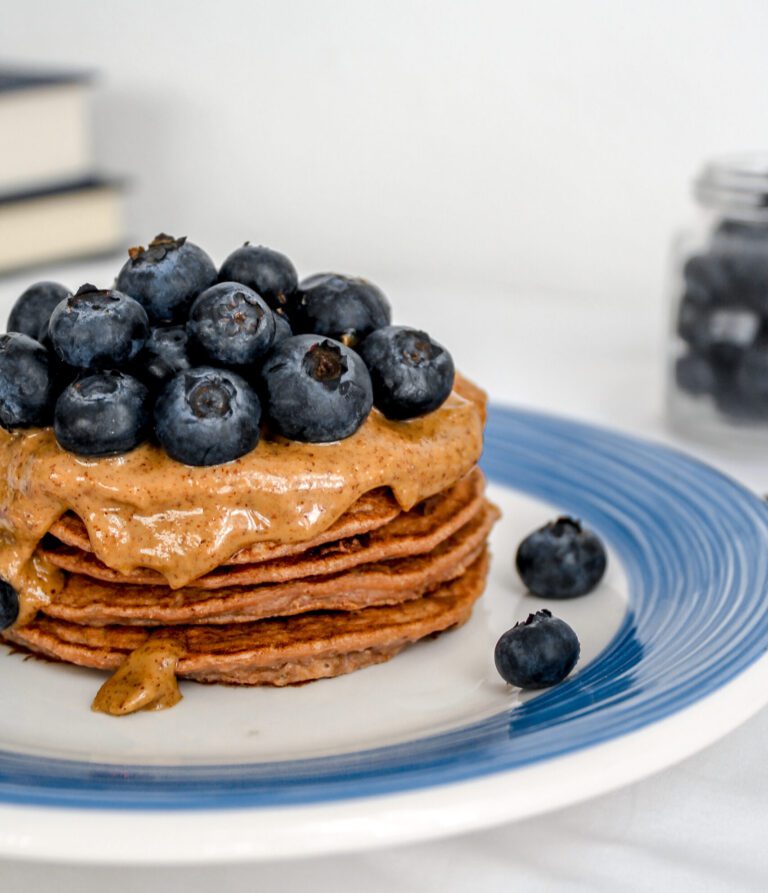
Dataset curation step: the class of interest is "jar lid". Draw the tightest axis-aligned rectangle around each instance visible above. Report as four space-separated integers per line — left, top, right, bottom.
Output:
695 154 768 220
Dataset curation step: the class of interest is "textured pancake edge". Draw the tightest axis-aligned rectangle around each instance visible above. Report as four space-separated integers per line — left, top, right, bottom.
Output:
42 501 499 626
5 551 489 686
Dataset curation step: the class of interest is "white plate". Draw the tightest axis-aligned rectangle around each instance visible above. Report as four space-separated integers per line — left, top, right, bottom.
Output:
1 405 767 863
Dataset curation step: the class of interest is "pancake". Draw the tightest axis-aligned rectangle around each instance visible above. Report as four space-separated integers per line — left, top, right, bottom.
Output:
7 551 489 686
40 500 499 626
42 469 486 588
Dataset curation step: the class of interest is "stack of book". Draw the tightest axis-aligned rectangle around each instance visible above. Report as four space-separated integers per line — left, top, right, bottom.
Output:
0 67 123 273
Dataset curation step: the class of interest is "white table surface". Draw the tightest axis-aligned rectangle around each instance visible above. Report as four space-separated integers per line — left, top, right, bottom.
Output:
1 260 767 892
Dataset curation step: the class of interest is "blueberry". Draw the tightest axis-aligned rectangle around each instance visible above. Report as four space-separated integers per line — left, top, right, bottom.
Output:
676 284 713 343
0 333 54 429
0 580 19 631
494 609 580 689
683 254 732 302
262 335 373 442
678 302 760 367
7 281 71 339
684 248 768 315
358 325 455 419
293 274 391 346
154 366 261 466
731 347 768 419
218 244 298 315
54 371 150 456
272 309 293 347
134 326 193 389
675 352 718 397
187 282 275 368
115 233 217 324
516 517 607 599
48 284 149 370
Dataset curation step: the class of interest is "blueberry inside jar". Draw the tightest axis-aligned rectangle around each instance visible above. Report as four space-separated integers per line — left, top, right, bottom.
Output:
668 154 768 444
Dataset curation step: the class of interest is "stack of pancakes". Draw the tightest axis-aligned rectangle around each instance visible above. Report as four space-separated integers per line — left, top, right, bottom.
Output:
8 468 498 686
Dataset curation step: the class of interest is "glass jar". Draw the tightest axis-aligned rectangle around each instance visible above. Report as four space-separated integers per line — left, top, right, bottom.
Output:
667 154 768 445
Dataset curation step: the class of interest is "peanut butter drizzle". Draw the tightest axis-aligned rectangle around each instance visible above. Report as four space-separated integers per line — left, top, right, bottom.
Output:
92 634 185 716
0 386 484 627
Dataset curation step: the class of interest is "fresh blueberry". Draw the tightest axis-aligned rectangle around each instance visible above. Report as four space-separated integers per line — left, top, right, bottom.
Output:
115 233 217 324
48 284 149 370
154 366 261 466
684 248 768 315
262 335 373 442
678 301 760 368
0 580 19 631
54 371 150 456
293 274 391 346
675 352 718 397
731 347 768 419
0 333 53 429
218 244 299 316
271 309 293 347
358 325 455 419
676 284 714 343
494 609 580 689
7 281 71 339
516 517 607 599
133 326 193 389
187 282 275 368
682 254 732 302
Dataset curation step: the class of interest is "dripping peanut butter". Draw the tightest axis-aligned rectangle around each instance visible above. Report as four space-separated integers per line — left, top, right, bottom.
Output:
0 387 484 627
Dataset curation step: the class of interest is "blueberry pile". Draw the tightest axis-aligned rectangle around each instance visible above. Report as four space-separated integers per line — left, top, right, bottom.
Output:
1 235 456 465
676 220 768 420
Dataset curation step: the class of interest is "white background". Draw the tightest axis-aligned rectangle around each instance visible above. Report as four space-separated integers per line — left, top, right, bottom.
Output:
3 4 768 890
3 0 768 310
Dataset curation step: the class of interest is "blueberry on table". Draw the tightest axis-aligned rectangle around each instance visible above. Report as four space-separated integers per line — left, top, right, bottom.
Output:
262 335 373 442
134 326 193 389
494 609 580 689
48 284 149 371
7 281 71 339
358 325 455 419
0 333 54 429
218 244 299 316
293 273 391 346
154 366 261 466
516 517 607 599
116 233 217 324
54 371 150 457
187 282 276 368
0 580 19 631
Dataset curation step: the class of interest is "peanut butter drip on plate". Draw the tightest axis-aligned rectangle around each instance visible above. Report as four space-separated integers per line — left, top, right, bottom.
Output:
92 635 185 716
0 383 484 623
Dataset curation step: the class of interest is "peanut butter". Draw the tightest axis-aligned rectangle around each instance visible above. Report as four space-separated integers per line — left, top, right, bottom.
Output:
0 388 483 626
92 634 185 715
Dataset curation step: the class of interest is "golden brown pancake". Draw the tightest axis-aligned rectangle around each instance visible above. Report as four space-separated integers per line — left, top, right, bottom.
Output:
7 551 489 686
40 500 499 626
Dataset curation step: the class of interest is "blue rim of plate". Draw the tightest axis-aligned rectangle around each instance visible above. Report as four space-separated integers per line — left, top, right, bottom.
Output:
2 404 768 810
